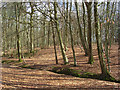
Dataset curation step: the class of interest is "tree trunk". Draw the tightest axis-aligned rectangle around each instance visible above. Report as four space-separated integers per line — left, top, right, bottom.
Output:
64 0 68 51
105 2 110 72
41 16 46 48
29 2 34 53
49 1 58 64
48 21 50 47
118 2 120 68
15 3 22 62
52 21 58 64
85 2 94 64
69 1 77 66
54 2 68 64
75 1 88 56
2 9 6 56
82 2 88 49
94 2 112 79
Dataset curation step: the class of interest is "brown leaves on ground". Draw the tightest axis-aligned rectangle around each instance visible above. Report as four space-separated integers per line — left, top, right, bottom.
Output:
2 44 120 89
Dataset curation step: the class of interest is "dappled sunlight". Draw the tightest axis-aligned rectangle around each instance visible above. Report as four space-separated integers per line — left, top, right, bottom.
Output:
2 44 120 89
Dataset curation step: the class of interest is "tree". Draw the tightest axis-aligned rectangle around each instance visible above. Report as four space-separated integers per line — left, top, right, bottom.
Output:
42 15 46 48
2 7 7 56
85 2 94 64
15 3 22 62
69 1 77 66
118 1 120 64
64 0 69 51
54 1 68 64
75 1 88 56
49 1 58 64
104 2 110 72
82 2 88 49
94 1 114 80
29 2 34 53
52 21 58 64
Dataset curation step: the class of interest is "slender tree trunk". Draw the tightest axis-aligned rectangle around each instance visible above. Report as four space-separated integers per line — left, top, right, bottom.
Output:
69 1 77 66
48 21 50 47
42 16 46 48
29 2 34 53
85 2 94 64
108 2 115 59
118 2 120 69
82 2 88 49
2 10 6 56
15 3 22 62
64 0 68 51
26 28 29 52
94 2 113 79
52 21 58 64
48 2 51 47
10 23 13 49
105 2 110 72
118 2 120 50
48 1 58 64
54 2 68 64
75 1 88 56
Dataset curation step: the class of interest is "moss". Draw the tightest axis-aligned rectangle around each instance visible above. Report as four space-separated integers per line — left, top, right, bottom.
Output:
51 66 118 83
51 67 81 77
97 73 117 82
80 72 98 79
103 76 116 82
88 57 94 64
2 60 16 64
30 51 34 55
64 62 69 65
18 59 23 62
20 64 35 69
20 64 30 68
20 64 27 68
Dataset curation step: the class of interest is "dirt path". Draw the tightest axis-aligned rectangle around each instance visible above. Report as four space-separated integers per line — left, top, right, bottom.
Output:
2 64 120 89
2 45 120 89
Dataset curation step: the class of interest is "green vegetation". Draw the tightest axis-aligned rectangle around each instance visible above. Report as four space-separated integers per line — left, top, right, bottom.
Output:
20 64 35 69
51 66 81 77
51 66 119 83
1 1 119 88
2 60 20 64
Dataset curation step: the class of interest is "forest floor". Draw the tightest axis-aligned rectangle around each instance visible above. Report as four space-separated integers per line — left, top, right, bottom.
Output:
1 44 120 89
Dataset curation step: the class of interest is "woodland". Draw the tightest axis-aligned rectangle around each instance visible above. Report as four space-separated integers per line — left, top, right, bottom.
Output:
1 0 120 89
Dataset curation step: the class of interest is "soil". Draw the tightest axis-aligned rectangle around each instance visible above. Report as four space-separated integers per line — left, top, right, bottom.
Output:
1 44 120 89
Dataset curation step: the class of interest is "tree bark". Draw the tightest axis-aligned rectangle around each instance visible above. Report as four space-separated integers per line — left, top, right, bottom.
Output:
29 2 34 53
69 1 77 66
64 0 69 51
118 2 120 73
85 2 94 64
94 2 112 78
54 2 68 64
82 2 88 49
75 1 88 56
15 3 22 62
105 2 110 72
